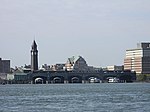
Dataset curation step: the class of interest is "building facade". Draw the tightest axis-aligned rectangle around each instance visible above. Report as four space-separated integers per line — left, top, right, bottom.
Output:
124 43 150 74
107 65 124 71
0 58 10 73
51 64 65 71
65 56 89 71
0 58 10 83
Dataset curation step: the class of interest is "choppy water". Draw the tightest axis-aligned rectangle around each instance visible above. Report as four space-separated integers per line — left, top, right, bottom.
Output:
0 83 150 112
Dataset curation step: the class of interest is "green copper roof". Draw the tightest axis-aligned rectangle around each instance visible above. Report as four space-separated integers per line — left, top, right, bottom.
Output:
68 56 82 64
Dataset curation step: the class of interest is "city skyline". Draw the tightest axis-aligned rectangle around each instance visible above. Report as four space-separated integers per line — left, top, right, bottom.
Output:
0 0 150 67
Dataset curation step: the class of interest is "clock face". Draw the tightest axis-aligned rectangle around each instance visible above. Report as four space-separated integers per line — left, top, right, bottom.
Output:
31 52 34 55
31 52 37 55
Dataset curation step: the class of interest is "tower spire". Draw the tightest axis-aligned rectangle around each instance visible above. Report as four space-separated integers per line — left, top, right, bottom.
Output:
32 40 37 50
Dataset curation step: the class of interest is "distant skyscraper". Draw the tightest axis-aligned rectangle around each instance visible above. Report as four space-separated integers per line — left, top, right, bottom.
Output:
0 58 10 81
124 43 150 74
31 40 38 71
0 58 10 73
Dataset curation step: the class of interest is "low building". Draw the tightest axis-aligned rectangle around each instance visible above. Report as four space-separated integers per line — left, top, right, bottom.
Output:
0 58 10 83
0 58 10 73
14 73 29 84
51 64 65 71
40 64 51 71
5 65 31 84
14 65 31 73
107 65 124 71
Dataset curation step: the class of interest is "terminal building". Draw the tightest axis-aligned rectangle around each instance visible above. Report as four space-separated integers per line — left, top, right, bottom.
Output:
124 43 150 74
6 40 136 84
65 56 89 71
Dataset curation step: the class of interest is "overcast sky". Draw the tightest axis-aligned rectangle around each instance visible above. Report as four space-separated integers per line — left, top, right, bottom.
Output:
0 0 150 67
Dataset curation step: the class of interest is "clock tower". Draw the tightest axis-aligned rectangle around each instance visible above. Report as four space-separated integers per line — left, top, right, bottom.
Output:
31 40 38 71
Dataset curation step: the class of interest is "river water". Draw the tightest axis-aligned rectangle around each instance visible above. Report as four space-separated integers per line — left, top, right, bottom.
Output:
0 83 150 112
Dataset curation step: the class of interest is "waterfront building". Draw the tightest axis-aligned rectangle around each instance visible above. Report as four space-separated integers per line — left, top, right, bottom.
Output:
65 56 89 71
14 65 31 73
7 73 29 84
88 66 102 72
51 64 65 71
0 58 10 73
107 65 124 71
124 43 150 74
40 64 51 71
31 40 38 71
7 65 30 84
0 58 10 83
6 40 136 84
13 73 29 84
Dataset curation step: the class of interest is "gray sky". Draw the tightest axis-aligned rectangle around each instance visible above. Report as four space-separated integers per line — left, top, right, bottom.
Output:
0 0 150 67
